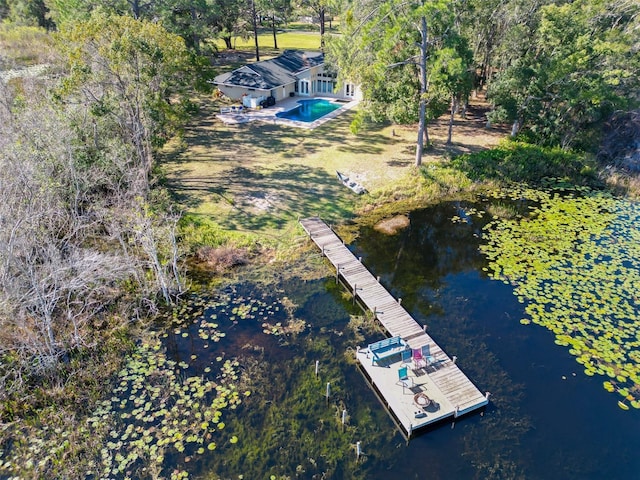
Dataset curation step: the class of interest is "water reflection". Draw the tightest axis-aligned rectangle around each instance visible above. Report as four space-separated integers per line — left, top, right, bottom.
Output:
352 200 640 479
188 199 640 479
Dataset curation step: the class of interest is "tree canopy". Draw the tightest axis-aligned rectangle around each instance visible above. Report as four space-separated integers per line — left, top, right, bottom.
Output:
328 0 471 165
487 0 640 149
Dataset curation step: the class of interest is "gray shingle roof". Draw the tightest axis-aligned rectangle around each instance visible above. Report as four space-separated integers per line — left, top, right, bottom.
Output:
213 50 324 90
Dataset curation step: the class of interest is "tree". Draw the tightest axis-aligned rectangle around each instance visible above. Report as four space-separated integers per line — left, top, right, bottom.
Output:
258 0 291 49
44 0 93 27
55 11 193 186
430 34 474 145
0 14 191 386
487 0 640 149
328 0 456 166
0 81 134 379
301 0 327 48
150 0 219 54
250 0 260 59
6 0 53 28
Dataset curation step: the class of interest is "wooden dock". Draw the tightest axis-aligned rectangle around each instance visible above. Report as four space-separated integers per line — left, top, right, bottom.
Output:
300 217 489 437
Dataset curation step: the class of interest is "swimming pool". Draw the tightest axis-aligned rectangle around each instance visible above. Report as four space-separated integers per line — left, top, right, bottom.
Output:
276 99 342 123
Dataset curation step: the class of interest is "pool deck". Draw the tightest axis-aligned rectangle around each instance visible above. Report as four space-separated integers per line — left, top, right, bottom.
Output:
216 96 358 129
300 217 490 438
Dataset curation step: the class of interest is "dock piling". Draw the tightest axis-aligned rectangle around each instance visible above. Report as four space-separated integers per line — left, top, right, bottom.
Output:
315 360 319 377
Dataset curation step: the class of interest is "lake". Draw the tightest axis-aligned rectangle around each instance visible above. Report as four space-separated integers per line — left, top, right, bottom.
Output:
163 196 640 479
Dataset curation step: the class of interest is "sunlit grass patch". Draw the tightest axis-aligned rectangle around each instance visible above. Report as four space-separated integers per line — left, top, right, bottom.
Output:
210 30 326 52
162 103 416 249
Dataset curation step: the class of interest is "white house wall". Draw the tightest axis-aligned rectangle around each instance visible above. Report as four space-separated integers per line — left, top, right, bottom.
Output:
215 63 361 104
273 83 296 101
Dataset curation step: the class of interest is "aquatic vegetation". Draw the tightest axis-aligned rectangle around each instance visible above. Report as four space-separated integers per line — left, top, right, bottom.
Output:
199 335 397 479
450 205 485 224
0 335 243 479
87 340 243 478
481 188 640 407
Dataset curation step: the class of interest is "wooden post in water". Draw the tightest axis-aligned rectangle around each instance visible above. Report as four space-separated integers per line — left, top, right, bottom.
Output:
341 409 347 432
398 297 402 306
315 360 319 377
352 284 357 304
356 441 361 462
452 355 457 364
326 382 331 403
336 264 340 284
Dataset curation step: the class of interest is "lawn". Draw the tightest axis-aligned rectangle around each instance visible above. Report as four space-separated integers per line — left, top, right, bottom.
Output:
210 29 327 53
162 89 506 249
162 101 416 246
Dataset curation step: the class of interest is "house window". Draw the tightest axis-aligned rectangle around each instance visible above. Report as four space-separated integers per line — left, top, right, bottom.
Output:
299 80 310 95
315 80 333 94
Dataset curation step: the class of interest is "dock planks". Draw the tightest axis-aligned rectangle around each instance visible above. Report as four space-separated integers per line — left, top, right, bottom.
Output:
300 217 488 437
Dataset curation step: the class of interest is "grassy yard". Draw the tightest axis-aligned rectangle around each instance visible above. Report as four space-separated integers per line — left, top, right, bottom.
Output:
210 29 326 53
162 90 506 250
163 103 413 246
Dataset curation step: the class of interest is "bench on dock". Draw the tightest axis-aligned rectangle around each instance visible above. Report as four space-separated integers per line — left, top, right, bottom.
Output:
368 336 407 365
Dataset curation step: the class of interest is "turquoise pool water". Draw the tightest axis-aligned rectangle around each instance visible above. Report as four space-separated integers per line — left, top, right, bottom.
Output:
276 99 342 122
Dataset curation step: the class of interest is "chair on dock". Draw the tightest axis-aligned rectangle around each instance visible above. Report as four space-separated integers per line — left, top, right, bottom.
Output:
401 349 412 366
397 366 412 393
421 344 436 367
412 348 427 369
413 345 437 369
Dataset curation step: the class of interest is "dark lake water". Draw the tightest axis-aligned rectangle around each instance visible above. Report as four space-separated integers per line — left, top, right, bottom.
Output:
169 200 639 480
348 201 640 479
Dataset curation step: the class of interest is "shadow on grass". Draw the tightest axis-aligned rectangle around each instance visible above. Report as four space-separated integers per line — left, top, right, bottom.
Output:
168 163 355 235
175 108 395 164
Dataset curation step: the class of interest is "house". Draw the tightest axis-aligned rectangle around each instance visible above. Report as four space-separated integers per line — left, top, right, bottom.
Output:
213 50 360 107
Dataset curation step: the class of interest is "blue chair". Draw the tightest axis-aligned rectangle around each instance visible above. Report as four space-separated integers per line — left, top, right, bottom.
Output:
397 366 412 393
401 349 412 366
421 344 436 366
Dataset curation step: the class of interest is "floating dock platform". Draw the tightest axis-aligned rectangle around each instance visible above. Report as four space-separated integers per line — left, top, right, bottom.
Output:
300 217 489 437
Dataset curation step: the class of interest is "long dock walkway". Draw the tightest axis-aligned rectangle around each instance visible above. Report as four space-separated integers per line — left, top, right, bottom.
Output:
300 217 488 437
